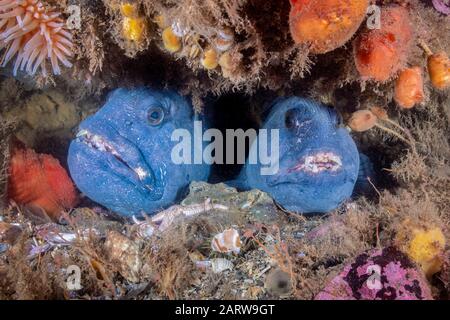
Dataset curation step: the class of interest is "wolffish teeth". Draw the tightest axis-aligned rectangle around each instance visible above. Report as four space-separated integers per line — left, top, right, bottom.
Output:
291 152 343 174
76 129 89 138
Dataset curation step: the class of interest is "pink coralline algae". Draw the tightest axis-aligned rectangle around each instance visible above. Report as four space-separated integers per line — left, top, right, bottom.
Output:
432 0 450 15
315 247 433 300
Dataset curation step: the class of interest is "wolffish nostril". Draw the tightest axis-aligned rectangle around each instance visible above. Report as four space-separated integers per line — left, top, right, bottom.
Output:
285 108 301 129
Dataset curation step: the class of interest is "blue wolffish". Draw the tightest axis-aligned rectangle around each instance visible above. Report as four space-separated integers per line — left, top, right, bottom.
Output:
68 87 210 217
239 97 361 214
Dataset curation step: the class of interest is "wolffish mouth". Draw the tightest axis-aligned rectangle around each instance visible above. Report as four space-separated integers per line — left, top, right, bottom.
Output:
76 130 149 181
289 152 342 174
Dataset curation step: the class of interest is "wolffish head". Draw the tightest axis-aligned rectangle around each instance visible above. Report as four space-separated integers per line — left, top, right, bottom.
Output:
245 97 359 214
68 87 209 217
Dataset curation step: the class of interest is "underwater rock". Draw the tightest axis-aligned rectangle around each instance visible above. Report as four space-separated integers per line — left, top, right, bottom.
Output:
8 144 78 221
181 182 281 224
68 87 210 218
315 247 433 300
2 90 81 148
240 98 360 214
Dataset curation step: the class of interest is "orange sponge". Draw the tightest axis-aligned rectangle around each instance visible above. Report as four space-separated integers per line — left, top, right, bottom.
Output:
289 0 369 54
354 5 413 82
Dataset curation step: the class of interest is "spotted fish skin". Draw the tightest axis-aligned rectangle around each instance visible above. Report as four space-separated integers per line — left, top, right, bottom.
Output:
68 87 210 217
241 97 360 214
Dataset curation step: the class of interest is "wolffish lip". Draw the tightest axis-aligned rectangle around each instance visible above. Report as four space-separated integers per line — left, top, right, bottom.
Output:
76 130 150 181
288 152 342 174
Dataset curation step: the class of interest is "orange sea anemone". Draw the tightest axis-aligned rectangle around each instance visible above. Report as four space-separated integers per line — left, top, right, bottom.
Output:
0 0 73 76
354 5 413 82
289 0 369 54
8 145 78 221
394 67 424 109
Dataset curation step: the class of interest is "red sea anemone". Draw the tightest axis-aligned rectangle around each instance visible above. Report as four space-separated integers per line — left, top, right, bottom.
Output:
8 145 78 221
0 0 73 76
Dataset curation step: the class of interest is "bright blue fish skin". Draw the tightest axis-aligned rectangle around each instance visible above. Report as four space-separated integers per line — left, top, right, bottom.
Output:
242 97 360 214
68 87 210 217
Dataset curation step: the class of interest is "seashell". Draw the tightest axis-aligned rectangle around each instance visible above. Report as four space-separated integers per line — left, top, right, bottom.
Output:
201 48 219 70
427 52 450 90
211 228 241 254
217 27 235 41
162 27 182 53
210 258 233 273
188 44 201 59
348 110 377 132
214 27 235 52
394 67 424 109
104 231 141 283
214 38 234 52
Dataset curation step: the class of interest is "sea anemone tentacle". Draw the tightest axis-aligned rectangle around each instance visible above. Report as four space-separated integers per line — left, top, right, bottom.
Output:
0 0 73 76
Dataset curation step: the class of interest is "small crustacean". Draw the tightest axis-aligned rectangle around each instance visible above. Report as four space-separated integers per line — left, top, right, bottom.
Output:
132 198 229 239
29 223 98 258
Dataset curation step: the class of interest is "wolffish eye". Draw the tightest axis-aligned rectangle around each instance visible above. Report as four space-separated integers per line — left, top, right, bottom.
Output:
147 106 165 126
